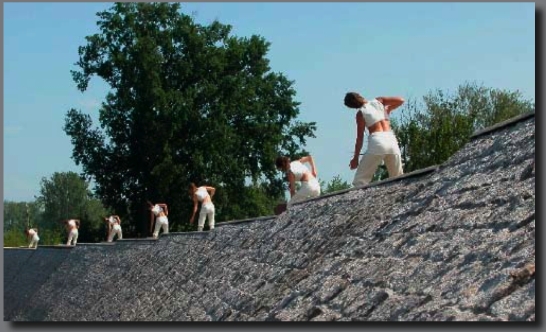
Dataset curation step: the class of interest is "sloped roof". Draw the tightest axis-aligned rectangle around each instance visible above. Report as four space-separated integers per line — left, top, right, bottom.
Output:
5 113 535 321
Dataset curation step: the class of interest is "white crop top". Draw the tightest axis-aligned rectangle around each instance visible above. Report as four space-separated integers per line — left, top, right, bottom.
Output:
151 205 164 216
359 99 389 127
289 161 309 181
28 229 37 237
68 220 76 228
195 187 209 202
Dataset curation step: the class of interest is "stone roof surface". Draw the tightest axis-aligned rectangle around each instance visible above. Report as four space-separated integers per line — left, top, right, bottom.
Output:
4 114 535 321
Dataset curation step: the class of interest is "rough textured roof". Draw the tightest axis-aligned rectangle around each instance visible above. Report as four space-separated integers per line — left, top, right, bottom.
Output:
4 113 535 321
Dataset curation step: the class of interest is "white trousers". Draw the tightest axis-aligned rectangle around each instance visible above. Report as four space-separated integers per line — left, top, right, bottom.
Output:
197 202 215 231
153 216 169 238
29 234 40 248
352 131 403 187
287 178 321 208
107 224 123 242
67 229 79 246
352 154 403 187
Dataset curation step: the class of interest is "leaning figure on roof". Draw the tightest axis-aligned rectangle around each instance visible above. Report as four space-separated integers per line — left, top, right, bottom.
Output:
25 227 40 249
343 92 405 187
276 155 321 209
61 219 80 246
148 201 169 239
189 183 216 232
104 215 123 242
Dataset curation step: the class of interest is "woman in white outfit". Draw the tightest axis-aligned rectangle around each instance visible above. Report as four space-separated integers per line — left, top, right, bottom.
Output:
148 202 169 239
343 92 405 187
104 215 123 242
25 227 40 248
65 219 80 246
275 155 321 208
189 183 216 232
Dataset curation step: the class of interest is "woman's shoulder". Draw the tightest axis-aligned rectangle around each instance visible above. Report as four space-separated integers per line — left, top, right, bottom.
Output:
290 160 303 168
369 98 385 109
290 161 307 173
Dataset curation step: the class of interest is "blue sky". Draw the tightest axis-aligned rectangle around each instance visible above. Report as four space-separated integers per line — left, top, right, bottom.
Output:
4 2 535 202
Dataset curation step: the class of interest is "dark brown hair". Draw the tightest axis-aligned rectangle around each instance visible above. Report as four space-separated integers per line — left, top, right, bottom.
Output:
188 182 198 196
344 92 365 108
275 156 290 170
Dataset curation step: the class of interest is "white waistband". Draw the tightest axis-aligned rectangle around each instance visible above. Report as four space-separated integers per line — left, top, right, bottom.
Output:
369 130 396 137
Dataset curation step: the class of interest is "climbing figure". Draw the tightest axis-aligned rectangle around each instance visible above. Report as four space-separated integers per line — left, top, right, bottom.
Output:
189 183 216 232
275 155 321 208
104 215 123 242
343 92 405 187
25 227 40 249
148 201 169 239
63 219 80 246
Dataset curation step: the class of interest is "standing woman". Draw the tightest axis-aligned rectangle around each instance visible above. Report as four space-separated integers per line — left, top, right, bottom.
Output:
189 183 216 232
343 92 405 187
104 215 123 242
275 155 321 208
25 227 40 249
148 201 169 239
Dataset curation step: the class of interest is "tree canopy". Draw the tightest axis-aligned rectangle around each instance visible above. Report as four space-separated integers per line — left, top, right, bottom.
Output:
64 2 316 236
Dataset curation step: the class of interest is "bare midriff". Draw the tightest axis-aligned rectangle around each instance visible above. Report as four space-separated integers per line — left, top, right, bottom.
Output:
368 119 391 134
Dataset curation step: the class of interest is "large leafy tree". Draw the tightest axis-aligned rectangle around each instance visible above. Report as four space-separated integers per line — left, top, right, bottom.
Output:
64 2 316 236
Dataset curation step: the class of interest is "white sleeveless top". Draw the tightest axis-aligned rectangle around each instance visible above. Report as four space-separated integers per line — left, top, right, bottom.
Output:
195 187 209 202
289 161 310 181
108 216 119 225
68 219 76 228
151 205 164 216
359 99 389 127
28 229 37 237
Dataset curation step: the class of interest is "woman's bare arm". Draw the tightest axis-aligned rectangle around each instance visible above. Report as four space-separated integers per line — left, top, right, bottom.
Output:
288 172 296 197
350 112 366 169
376 96 404 113
205 186 216 198
190 196 198 223
299 155 317 177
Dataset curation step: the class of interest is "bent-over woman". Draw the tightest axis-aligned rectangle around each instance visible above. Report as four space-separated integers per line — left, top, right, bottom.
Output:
189 183 216 232
275 155 321 208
